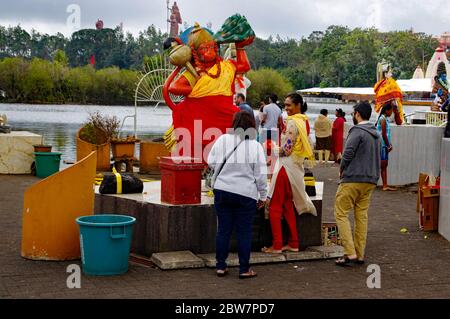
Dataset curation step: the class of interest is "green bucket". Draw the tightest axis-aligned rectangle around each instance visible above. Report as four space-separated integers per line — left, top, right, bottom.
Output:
34 152 61 178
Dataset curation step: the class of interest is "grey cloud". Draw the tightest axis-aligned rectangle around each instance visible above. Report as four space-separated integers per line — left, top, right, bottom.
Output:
0 0 448 38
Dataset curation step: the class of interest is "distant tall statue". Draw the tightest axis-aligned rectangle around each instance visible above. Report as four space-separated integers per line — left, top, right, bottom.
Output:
96 19 104 30
169 1 182 37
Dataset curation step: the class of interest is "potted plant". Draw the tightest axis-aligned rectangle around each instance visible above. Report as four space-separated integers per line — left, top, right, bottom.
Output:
33 135 52 153
111 135 140 159
76 112 120 171
139 137 171 173
33 144 52 153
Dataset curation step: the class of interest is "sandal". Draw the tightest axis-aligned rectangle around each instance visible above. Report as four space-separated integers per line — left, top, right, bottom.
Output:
216 268 229 277
239 270 257 279
382 187 397 191
335 256 357 267
261 246 282 254
282 245 299 252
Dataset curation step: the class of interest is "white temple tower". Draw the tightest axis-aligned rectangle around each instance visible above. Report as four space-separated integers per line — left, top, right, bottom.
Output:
425 47 450 79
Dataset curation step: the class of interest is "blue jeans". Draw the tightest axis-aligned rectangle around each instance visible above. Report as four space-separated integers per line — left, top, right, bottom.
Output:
214 189 256 274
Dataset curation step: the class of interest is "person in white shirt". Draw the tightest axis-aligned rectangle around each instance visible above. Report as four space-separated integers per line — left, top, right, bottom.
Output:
260 94 282 144
207 111 267 279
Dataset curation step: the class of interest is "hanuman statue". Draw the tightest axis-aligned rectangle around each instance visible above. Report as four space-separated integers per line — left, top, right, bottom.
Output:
163 14 254 159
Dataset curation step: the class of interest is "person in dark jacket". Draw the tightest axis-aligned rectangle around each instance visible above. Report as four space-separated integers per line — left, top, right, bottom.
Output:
334 101 381 266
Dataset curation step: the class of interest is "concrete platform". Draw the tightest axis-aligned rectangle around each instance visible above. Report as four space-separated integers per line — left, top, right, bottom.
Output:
94 181 324 256
198 252 287 268
154 244 343 270
284 250 325 261
307 245 344 258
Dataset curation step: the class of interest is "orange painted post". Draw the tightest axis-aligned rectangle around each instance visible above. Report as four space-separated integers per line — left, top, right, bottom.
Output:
140 141 170 173
76 128 111 171
21 151 97 260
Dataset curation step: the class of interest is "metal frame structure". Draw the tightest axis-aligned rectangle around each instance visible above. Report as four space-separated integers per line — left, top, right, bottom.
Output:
119 54 182 138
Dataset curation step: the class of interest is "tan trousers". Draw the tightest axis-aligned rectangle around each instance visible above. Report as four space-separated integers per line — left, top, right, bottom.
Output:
334 183 376 259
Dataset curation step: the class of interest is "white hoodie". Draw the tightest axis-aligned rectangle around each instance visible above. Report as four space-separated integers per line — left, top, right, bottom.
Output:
207 134 268 201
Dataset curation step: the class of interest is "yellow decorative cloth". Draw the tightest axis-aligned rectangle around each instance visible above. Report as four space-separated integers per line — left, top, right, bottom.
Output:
286 113 314 162
374 78 404 123
188 61 236 98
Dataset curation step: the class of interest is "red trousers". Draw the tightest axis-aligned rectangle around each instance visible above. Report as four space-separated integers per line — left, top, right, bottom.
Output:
269 166 299 250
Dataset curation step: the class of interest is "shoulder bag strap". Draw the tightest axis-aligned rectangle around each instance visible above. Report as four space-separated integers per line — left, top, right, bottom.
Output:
216 139 244 178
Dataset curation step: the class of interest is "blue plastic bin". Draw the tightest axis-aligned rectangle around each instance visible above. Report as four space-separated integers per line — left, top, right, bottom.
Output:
76 214 136 276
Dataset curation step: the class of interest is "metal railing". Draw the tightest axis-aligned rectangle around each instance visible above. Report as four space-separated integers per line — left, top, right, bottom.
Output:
402 111 447 127
425 111 447 127
414 110 448 127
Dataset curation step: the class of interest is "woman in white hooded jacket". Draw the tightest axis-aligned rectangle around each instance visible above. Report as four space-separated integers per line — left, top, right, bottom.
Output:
207 111 267 279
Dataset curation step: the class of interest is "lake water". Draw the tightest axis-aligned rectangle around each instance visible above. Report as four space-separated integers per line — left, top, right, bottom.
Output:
0 102 396 164
0 103 173 164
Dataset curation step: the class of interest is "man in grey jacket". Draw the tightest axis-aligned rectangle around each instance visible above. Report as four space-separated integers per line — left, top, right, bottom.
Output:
334 101 381 266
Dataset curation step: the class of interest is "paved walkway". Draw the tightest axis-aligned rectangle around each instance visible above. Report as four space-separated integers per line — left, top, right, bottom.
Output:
1 166 450 299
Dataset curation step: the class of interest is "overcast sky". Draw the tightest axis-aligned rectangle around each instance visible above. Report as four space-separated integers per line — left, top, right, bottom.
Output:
1 0 449 39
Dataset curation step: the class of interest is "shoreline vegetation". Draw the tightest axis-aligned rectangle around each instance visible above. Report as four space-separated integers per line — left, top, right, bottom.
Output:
0 24 439 106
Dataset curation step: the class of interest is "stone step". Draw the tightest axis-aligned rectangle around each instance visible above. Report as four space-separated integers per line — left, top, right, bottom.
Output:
150 246 344 270
198 252 286 268
306 245 344 258
151 250 205 270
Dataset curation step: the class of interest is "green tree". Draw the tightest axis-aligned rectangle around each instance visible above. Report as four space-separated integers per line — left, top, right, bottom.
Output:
4 26 32 58
22 58 54 103
54 49 68 66
381 30 437 79
0 57 29 101
246 68 293 107
337 28 383 86
66 28 120 69
65 65 95 104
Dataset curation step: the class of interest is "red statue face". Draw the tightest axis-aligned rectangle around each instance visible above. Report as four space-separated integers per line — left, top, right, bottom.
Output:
196 41 217 64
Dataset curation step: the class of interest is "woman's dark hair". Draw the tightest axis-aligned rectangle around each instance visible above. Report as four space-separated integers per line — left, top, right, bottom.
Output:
376 101 393 125
320 109 328 116
232 111 256 139
236 92 246 102
259 102 266 112
336 108 346 118
268 94 278 104
380 101 393 115
286 92 307 113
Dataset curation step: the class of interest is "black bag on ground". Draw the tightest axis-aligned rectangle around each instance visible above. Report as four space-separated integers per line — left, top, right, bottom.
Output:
99 173 144 194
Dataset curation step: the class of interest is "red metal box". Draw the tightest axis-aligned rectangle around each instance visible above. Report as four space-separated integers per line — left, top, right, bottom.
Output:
159 157 205 205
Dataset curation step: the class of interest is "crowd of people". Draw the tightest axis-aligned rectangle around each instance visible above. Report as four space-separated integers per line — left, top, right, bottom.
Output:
234 93 349 165
208 92 386 278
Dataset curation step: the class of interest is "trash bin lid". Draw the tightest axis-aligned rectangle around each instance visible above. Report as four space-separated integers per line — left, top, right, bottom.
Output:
34 152 62 156
159 156 205 170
